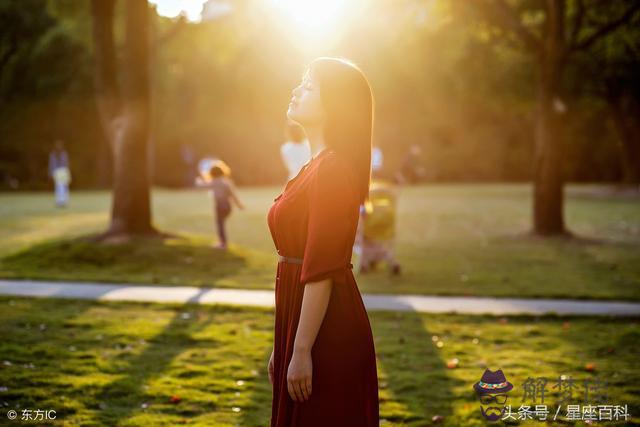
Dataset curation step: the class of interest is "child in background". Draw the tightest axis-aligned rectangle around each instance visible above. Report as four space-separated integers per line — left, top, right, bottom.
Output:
355 179 402 276
196 160 245 249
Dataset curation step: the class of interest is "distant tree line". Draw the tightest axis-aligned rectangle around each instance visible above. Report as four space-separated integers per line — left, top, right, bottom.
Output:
1 0 638 199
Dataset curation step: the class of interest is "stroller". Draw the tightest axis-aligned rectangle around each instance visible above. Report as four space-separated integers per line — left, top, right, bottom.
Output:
355 178 401 275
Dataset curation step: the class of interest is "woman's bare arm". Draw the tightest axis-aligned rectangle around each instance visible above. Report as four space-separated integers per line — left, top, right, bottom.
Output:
287 278 332 402
295 278 332 353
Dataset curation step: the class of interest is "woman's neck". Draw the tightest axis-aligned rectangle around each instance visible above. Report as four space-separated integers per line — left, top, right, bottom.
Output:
304 126 326 158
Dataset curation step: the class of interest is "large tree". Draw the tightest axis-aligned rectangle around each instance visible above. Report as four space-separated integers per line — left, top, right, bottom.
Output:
90 0 155 238
469 0 640 235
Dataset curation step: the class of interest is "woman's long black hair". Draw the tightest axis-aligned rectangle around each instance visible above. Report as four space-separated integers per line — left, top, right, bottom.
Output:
304 57 373 205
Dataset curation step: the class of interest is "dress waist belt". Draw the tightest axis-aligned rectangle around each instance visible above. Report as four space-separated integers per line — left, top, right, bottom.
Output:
278 255 303 264
278 254 353 269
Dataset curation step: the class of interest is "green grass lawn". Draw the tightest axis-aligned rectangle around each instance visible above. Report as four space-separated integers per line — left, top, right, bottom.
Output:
0 296 638 426
1 184 639 300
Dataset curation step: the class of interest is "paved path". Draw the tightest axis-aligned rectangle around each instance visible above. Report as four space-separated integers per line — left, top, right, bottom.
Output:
1 279 639 316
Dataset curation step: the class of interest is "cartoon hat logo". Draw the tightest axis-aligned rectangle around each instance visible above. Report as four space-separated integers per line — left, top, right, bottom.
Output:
473 368 514 422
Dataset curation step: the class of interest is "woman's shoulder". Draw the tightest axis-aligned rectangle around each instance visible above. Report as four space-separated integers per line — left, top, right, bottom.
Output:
317 149 354 171
311 149 357 187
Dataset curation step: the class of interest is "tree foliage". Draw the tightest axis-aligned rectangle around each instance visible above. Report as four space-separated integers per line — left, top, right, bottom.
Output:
0 0 638 192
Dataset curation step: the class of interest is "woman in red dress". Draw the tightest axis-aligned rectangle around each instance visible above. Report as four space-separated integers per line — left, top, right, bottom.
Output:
267 57 379 426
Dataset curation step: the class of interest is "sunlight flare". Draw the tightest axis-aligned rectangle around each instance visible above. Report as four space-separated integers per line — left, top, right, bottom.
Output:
265 0 361 48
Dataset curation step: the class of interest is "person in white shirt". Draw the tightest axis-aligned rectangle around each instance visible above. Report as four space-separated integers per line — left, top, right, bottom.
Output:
372 146 383 177
280 120 312 181
48 140 71 208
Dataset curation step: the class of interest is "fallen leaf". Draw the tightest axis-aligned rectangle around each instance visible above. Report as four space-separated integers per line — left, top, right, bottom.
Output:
432 415 444 423
446 358 459 369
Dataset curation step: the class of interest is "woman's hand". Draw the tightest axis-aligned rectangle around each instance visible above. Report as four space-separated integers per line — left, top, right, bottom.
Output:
287 349 312 402
268 348 275 386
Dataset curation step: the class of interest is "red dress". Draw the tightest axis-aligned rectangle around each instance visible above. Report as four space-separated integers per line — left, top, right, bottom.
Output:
267 148 379 426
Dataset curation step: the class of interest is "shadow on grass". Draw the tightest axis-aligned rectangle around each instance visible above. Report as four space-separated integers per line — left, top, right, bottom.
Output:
3 296 639 426
236 299 462 425
372 307 461 425
0 234 249 287
497 233 640 300
92 306 212 424
376 232 640 301
0 296 276 425
372 310 640 425
505 228 640 246
238 344 273 426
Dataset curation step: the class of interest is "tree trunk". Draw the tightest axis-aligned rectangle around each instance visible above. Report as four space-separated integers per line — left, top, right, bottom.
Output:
532 0 567 235
91 0 156 237
107 0 154 235
96 130 112 188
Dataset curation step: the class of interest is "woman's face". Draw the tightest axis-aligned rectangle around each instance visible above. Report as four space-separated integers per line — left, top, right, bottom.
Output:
287 72 325 127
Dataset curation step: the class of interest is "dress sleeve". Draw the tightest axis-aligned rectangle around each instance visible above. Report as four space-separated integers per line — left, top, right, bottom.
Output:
299 154 361 285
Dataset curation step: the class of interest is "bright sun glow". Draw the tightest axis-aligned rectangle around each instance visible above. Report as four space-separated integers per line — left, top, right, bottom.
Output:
149 0 359 48
265 0 358 47
267 0 344 31
148 0 209 22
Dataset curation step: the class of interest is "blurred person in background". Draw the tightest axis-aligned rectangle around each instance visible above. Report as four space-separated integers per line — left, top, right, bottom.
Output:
355 145 402 276
48 140 71 208
280 119 312 181
371 145 384 179
395 144 425 185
